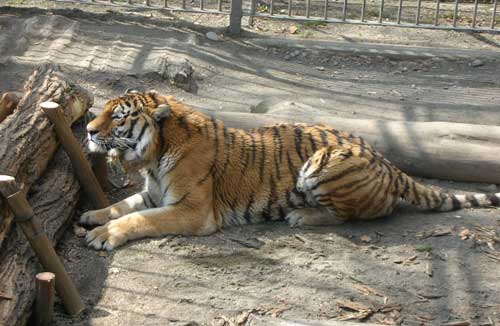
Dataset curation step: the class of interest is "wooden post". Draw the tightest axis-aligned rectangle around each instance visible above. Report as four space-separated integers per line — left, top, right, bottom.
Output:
91 154 112 191
35 272 55 326
41 101 109 209
0 175 85 316
229 0 243 35
0 92 20 123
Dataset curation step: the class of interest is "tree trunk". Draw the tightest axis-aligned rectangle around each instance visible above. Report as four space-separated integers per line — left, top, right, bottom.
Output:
205 107 500 184
0 63 92 247
0 92 20 123
0 64 92 326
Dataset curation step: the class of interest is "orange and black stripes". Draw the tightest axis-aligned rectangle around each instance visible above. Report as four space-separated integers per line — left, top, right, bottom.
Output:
93 91 500 228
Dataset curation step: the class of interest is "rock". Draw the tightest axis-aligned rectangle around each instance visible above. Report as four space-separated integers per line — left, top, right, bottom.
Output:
315 66 325 71
470 59 484 67
206 31 219 41
284 55 291 60
157 56 196 92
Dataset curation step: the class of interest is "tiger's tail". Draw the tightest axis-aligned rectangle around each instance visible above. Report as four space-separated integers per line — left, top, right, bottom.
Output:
400 174 500 211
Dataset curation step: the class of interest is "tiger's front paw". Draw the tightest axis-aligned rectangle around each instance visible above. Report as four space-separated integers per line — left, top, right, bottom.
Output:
85 220 129 251
80 209 112 225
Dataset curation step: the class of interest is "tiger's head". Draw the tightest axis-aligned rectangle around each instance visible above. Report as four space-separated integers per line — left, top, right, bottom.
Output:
86 89 171 163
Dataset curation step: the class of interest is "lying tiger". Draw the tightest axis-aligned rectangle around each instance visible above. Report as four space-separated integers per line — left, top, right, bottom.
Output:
81 89 500 250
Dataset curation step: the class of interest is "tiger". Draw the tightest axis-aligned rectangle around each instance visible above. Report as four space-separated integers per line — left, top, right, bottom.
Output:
80 89 500 251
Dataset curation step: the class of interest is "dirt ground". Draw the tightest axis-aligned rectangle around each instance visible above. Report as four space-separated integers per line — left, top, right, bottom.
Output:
1 3 500 325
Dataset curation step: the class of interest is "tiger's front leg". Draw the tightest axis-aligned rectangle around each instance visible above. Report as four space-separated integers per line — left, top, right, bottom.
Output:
85 205 218 250
80 191 153 225
84 179 218 251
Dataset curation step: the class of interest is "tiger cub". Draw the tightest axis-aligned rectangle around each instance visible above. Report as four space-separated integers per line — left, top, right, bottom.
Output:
81 90 500 250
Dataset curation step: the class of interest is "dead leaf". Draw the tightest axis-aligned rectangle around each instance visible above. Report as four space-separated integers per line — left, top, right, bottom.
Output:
459 228 471 240
335 299 374 320
354 284 385 297
360 235 372 243
289 25 298 34
98 251 108 257
379 303 402 313
267 305 290 318
407 255 418 261
425 263 433 277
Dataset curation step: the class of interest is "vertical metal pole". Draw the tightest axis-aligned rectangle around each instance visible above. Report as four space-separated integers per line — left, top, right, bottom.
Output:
379 0 385 23
434 0 440 25
415 0 422 24
397 0 403 23
218 0 222 11
472 0 479 27
182 0 186 9
453 0 459 27
491 0 498 28
324 0 329 19
200 0 204 10
249 0 256 25
289 0 293 16
342 0 347 20
360 0 366 21
306 0 311 18
229 0 242 34
127 0 132 4
164 0 168 7
270 0 274 15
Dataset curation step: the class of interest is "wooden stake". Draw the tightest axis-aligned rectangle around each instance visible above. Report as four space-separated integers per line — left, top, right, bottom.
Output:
91 154 112 191
0 92 20 123
41 101 109 209
0 175 85 316
35 272 55 326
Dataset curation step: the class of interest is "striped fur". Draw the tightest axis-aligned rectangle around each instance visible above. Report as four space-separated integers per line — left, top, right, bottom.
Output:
80 91 500 250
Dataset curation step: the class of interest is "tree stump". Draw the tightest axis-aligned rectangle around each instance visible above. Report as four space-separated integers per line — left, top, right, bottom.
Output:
0 64 92 326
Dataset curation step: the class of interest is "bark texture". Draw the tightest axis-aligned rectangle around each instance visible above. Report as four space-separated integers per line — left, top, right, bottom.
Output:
0 64 92 326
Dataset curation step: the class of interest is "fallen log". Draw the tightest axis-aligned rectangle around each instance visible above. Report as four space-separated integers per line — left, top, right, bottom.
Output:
245 314 383 326
0 64 92 325
204 103 500 184
0 149 81 326
0 63 92 247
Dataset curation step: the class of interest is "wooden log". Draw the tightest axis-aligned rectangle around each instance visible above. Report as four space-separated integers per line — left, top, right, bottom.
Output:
0 147 82 326
0 65 92 325
35 272 55 326
41 101 109 209
0 176 85 317
0 92 20 123
206 109 500 184
0 63 92 248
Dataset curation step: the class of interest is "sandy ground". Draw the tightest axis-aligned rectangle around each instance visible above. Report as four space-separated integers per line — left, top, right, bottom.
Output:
1 4 500 326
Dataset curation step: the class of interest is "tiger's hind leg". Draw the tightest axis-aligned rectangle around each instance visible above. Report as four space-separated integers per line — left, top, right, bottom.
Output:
292 146 399 224
286 207 348 227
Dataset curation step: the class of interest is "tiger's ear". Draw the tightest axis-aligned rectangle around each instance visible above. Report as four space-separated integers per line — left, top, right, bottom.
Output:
151 104 171 122
125 88 140 94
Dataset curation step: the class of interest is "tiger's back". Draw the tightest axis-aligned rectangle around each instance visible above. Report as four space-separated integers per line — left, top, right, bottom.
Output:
210 122 386 225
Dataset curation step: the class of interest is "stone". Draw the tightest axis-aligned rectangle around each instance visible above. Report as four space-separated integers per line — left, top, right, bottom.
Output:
206 31 219 41
470 59 484 67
